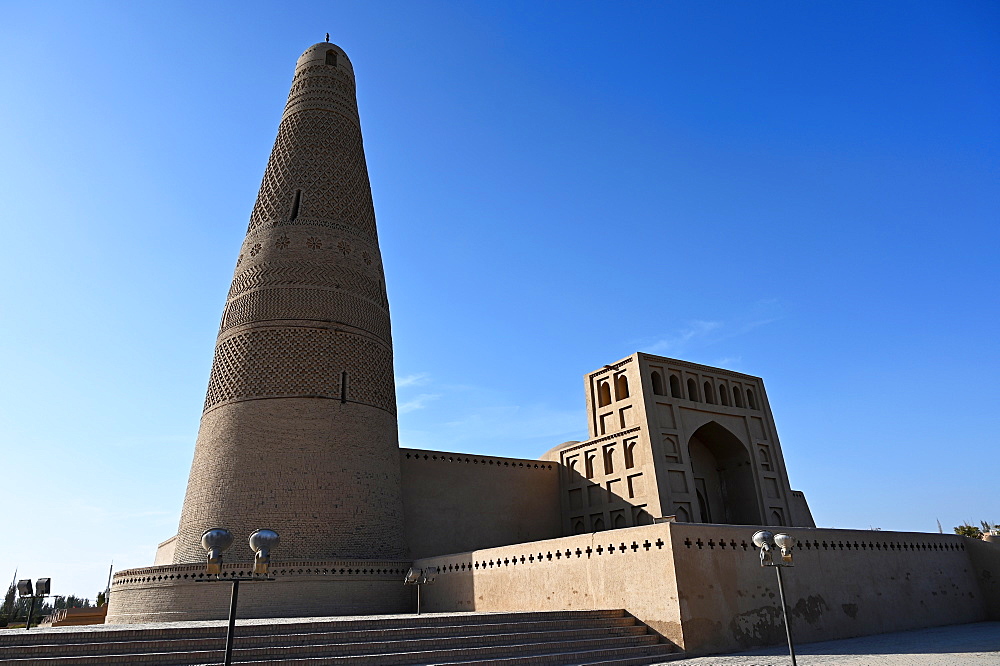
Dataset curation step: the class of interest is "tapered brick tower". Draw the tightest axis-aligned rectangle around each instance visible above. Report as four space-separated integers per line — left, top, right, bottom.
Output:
173 41 407 564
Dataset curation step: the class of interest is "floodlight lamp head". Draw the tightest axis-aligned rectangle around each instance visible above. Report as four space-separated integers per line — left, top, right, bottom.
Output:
201 528 234 553
35 578 51 596
248 529 280 555
16 579 32 597
774 533 796 563
201 528 234 574
774 533 796 550
422 566 438 584
249 529 280 575
403 567 421 585
752 530 775 548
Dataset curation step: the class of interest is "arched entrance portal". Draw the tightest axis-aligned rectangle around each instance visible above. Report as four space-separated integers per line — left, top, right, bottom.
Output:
687 421 761 525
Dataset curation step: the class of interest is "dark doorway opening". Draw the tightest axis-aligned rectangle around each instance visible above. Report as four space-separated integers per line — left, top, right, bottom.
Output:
687 421 761 525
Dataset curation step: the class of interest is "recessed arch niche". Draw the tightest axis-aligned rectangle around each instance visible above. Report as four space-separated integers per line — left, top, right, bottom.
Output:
687 421 761 525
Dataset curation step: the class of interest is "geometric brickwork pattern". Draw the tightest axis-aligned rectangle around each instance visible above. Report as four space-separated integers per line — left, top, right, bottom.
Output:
247 109 375 239
174 43 409 567
227 260 388 312
220 288 392 342
203 327 395 414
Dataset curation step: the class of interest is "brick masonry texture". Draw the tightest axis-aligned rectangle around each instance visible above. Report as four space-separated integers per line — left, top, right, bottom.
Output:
107 560 411 624
412 522 998 655
172 41 406 566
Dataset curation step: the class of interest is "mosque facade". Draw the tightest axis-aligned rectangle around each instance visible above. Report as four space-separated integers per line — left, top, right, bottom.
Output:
106 43 998 655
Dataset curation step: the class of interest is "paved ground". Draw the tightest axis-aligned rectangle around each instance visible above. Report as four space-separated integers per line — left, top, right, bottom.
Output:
658 621 1000 665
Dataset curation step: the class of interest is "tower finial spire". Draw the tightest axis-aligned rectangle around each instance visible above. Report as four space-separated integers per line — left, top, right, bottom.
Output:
326 32 330 42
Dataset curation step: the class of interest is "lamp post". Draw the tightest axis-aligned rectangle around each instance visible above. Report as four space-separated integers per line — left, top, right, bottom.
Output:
17 578 50 630
197 528 280 666
403 567 437 614
752 530 798 666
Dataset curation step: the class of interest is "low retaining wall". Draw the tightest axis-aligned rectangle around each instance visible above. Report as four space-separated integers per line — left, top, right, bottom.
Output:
107 559 412 624
414 523 997 654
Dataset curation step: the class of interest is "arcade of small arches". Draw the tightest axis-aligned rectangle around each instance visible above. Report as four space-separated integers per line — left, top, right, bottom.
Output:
596 374 629 408
651 370 758 410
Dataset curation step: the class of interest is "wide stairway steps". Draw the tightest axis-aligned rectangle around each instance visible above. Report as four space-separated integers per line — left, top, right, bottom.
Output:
0 609 681 665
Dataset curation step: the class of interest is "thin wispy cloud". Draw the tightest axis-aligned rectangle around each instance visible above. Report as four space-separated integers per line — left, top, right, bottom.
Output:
640 301 784 357
395 372 430 388
646 320 723 354
398 393 441 414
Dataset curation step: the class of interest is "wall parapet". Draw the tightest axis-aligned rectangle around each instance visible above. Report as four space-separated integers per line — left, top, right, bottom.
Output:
413 523 986 655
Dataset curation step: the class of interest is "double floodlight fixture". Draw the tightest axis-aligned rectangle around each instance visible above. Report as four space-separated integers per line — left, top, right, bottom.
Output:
403 566 437 586
403 567 438 615
16 577 51 631
15 578 49 598
751 529 800 665
200 528 280 576
752 530 797 566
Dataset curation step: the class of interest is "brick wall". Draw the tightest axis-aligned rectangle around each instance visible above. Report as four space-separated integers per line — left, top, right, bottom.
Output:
107 559 411 624
400 448 561 558
413 523 992 654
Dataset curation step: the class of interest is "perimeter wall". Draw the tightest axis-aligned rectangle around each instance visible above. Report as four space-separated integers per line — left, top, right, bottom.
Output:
399 448 561 558
414 522 998 654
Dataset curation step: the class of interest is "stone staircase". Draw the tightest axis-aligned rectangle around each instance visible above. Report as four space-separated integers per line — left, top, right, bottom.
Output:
0 609 681 665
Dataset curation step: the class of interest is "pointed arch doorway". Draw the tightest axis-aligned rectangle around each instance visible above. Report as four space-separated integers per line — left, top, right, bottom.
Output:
687 421 762 525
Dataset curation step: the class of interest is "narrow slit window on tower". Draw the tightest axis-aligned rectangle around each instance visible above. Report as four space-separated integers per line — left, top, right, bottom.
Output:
289 189 302 221
747 388 757 410
326 50 338 66
719 384 729 406
670 374 682 398
340 371 348 403
703 380 715 404
733 386 744 408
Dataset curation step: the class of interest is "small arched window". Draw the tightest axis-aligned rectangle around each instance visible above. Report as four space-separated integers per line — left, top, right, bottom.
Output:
615 374 629 400
687 378 699 401
325 50 338 66
614 514 627 529
624 441 636 469
771 509 785 526
733 386 744 408
573 519 585 534
584 452 596 479
703 381 715 404
758 447 772 471
603 447 615 475
651 371 665 396
670 375 682 398
747 389 758 410
593 517 605 532
719 384 729 406
675 506 690 522
597 381 612 407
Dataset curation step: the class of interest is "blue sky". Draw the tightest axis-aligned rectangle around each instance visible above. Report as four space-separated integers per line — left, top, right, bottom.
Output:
1 1 997 597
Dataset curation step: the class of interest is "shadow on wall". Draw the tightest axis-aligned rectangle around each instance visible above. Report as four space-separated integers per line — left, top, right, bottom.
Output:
562 463 654 534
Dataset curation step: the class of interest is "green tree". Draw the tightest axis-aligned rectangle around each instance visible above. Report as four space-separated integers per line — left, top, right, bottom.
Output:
955 522 983 538
1 575 16 619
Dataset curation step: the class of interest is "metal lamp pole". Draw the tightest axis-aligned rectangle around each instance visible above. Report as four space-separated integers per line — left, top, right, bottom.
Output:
752 531 798 666
198 528 280 666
